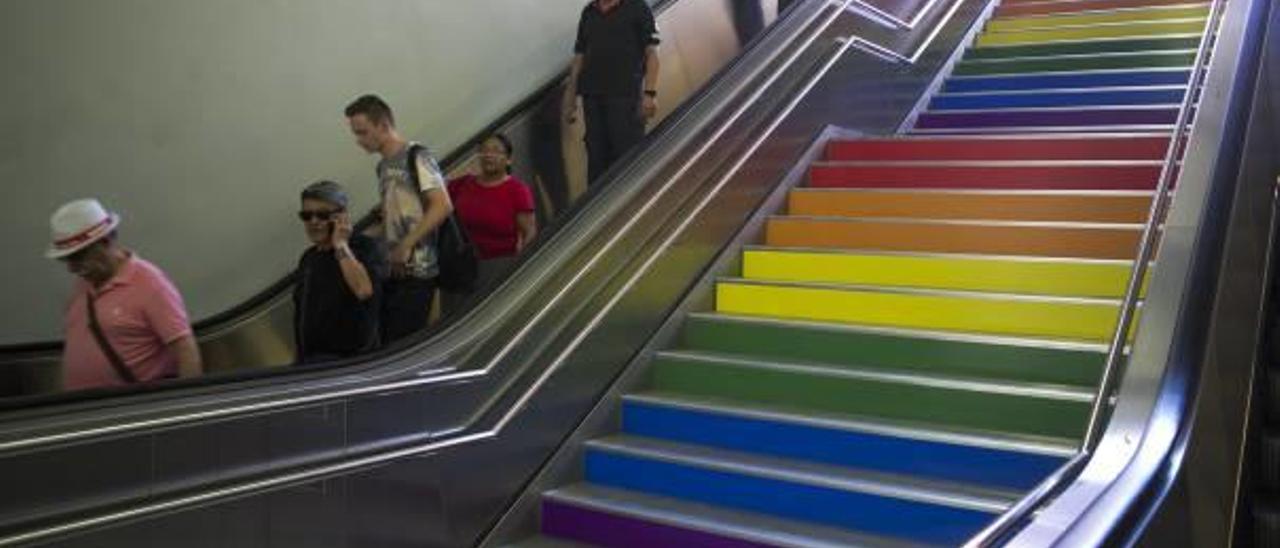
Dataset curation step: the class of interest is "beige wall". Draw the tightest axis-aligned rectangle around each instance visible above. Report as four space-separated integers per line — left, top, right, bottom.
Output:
0 0 594 344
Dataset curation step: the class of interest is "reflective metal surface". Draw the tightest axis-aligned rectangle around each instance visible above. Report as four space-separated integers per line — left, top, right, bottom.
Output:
0 0 884 546
1000 0 1276 543
478 0 1003 540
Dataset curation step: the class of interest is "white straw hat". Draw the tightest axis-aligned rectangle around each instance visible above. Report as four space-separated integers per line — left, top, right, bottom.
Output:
45 199 121 259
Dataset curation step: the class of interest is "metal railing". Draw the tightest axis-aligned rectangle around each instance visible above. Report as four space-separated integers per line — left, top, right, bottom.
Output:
962 0 1230 544
1081 0 1228 452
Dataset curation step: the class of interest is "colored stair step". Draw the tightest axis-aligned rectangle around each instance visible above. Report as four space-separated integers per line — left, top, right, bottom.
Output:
715 279 1124 341
952 51 1194 76
930 88 1186 110
965 36 1201 59
787 189 1155 223
824 134 1171 161
741 248 1136 298
764 216 1144 259
583 437 1011 545
998 0 1209 18
787 188 1157 221
975 19 1207 47
944 69 1191 92
622 394 1074 490
540 485 909 548
914 107 1179 130
648 352 1095 438
808 161 1161 190
679 312 1108 387
985 5 1211 33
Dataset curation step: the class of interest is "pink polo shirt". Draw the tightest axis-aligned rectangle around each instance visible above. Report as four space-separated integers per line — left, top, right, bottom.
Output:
61 255 193 390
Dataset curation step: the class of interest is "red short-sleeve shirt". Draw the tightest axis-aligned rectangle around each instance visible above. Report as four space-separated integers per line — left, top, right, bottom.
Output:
447 175 536 260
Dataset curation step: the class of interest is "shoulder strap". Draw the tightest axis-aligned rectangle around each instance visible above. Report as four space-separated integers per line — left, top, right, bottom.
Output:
405 144 468 244
85 294 139 384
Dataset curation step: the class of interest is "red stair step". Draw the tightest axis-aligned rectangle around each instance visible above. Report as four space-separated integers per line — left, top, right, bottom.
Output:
808 162 1162 190
824 134 1171 161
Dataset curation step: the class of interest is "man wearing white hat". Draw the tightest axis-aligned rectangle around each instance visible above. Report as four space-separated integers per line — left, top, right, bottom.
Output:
46 199 202 390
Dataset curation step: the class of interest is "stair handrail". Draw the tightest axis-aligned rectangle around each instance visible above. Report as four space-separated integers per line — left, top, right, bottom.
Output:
1082 0 1227 452
962 0 1229 545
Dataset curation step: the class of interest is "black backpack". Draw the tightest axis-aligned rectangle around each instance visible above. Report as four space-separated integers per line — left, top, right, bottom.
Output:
404 144 478 292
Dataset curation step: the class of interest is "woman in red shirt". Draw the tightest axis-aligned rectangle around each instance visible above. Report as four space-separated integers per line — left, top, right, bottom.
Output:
446 133 537 302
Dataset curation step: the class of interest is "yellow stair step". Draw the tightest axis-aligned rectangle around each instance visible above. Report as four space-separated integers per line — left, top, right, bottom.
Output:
741 249 1140 298
716 280 1126 342
976 19 1206 47
985 5 1210 33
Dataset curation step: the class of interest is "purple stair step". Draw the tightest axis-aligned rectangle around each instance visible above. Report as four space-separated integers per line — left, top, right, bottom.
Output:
539 485 922 548
915 108 1180 129
543 498 770 548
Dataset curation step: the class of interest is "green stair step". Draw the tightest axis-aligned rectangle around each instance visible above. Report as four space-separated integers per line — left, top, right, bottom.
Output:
953 51 1194 76
965 36 1201 60
677 313 1107 387
648 352 1093 440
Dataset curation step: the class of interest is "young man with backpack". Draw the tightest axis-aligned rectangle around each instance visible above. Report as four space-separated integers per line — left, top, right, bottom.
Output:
344 94 456 343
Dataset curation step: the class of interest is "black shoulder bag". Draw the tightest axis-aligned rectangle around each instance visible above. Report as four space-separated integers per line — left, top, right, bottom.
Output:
405 144 478 292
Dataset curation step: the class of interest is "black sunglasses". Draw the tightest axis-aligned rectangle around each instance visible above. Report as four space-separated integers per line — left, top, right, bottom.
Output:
298 209 342 222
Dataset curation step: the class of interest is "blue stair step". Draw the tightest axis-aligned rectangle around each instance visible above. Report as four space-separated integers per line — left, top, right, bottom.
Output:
584 436 1014 546
944 69 1192 93
623 393 1074 491
930 87 1186 110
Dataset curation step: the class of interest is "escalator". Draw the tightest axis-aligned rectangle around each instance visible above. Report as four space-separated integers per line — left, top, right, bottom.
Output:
0 0 960 545
0 0 783 400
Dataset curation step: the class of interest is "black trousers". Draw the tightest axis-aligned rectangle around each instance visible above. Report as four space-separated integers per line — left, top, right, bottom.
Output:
381 276 437 344
582 95 645 184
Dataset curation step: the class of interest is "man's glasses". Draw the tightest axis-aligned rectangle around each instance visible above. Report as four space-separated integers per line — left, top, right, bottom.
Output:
298 209 342 222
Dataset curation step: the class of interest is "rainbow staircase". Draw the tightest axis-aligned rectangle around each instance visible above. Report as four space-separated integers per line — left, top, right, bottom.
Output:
514 0 1207 546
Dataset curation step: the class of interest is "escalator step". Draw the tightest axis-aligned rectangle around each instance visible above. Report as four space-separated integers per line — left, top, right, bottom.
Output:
1269 369 1280 422
1256 499 1280 548
1260 430 1280 492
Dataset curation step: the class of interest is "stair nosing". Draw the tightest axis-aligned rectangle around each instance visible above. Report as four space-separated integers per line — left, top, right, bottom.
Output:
972 32 1202 49
946 65 1190 79
960 48 1195 64
991 2 1210 21
544 484 926 548
685 311 1112 353
937 84 1186 97
655 349 1097 403
623 391 1079 457
584 436 1017 513
982 16 1208 35
810 159 1164 167
920 103 1181 115
769 214 1146 230
790 188 1159 196
743 245 1137 265
828 131 1174 140
911 124 1177 134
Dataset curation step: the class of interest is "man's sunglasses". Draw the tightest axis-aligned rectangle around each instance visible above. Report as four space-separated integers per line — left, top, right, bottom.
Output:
298 209 343 222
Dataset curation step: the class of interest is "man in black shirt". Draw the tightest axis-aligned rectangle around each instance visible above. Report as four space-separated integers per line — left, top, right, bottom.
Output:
563 0 661 184
293 181 386 363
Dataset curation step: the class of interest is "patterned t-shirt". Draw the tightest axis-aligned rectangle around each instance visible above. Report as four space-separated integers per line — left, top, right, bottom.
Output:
374 143 446 279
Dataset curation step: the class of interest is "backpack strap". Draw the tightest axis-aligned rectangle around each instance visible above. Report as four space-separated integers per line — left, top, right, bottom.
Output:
85 294 139 384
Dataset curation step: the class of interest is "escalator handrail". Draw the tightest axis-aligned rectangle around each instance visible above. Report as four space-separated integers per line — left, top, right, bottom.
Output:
962 0 1232 544
1081 0 1228 453
991 0 1271 543
0 2 859 545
